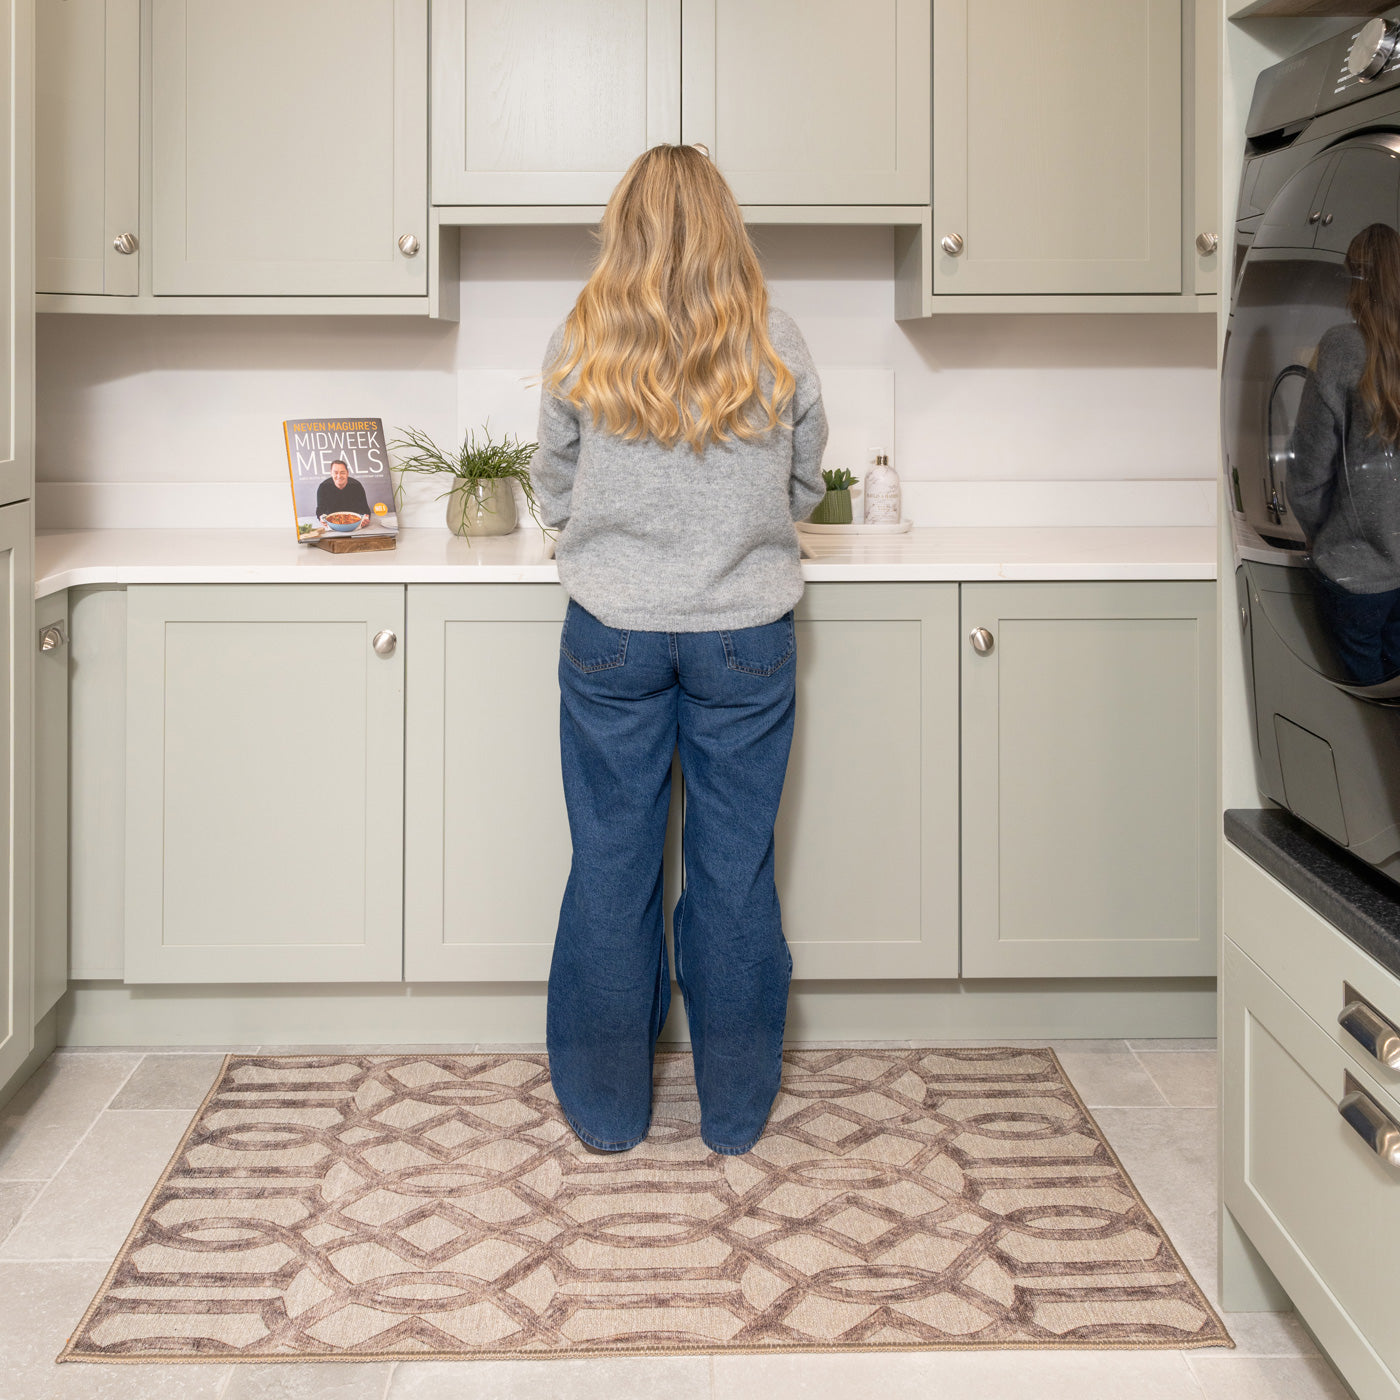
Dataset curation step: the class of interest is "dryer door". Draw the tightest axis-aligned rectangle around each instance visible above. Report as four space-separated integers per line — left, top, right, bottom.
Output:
1224 131 1400 688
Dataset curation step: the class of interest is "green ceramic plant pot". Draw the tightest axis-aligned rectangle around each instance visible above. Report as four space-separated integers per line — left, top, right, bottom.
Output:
809 488 853 525
446 478 518 537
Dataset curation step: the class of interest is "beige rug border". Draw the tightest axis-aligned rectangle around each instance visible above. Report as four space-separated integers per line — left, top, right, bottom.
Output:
58 1047 1234 1364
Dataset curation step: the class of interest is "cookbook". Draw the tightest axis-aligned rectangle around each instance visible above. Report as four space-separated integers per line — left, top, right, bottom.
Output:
283 418 398 543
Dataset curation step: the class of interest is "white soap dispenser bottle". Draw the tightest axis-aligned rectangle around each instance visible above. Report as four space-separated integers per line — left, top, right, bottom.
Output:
864 446 902 525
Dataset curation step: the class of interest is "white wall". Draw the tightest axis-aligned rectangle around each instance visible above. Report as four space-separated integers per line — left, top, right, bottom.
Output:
35 225 1219 529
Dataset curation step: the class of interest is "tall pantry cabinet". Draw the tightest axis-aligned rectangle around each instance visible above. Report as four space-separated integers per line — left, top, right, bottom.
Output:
0 0 35 1101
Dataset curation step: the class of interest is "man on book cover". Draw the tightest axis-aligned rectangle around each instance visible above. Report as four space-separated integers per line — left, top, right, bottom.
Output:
316 459 371 523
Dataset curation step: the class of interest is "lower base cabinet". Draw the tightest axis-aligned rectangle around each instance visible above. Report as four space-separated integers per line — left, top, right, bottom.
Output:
1223 846 1400 1400
116 577 1214 985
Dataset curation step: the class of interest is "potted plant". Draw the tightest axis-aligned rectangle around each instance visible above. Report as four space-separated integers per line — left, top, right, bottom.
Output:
810 467 859 525
390 424 546 540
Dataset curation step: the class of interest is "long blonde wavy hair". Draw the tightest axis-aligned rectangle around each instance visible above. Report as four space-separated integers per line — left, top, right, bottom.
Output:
543 144 795 452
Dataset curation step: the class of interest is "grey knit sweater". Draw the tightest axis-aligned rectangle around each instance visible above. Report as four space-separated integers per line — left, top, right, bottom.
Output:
529 307 828 631
1289 321 1400 593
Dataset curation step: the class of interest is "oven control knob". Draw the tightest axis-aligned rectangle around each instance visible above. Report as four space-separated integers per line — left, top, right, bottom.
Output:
1348 17 1399 81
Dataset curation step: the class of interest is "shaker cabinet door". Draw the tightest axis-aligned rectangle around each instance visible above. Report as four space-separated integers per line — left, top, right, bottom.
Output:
124 585 406 982
36 0 139 295
778 583 959 978
151 0 428 295
960 581 1216 977
682 0 930 205
932 0 1182 295
431 0 680 205
0 503 33 1094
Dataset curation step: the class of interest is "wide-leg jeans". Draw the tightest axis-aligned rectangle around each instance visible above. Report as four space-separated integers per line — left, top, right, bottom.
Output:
546 597 797 1155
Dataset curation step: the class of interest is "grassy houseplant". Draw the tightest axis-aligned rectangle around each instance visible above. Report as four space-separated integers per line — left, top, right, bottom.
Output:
810 467 859 525
390 424 545 540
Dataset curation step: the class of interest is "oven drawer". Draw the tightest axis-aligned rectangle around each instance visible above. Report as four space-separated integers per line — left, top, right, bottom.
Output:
1225 844 1400 1112
1223 938 1400 1397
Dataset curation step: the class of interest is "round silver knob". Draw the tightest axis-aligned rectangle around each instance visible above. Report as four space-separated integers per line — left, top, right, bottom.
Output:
691 142 710 157
397 233 420 257
1322 213 1334 226
112 232 137 255
940 232 965 257
1195 232 1219 256
372 629 398 658
969 627 994 656
39 623 67 653
1308 210 1322 223
1348 17 1399 80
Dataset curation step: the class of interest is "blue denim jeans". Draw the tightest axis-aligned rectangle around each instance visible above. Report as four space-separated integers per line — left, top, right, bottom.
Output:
546 597 797 1155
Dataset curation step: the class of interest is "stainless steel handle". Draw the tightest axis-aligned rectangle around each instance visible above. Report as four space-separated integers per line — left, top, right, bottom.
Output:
397 233 420 257
691 141 710 157
1308 210 1322 224
1340 987 1400 1070
1322 213 1334 226
112 232 137 255
969 627 994 656
372 629 397 658
39 622 67 653
1339 1074 1400 1168
1195 232 1219 256
940 232 965 257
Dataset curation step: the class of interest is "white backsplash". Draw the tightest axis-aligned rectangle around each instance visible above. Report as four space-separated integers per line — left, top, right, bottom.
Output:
35 225 1219 530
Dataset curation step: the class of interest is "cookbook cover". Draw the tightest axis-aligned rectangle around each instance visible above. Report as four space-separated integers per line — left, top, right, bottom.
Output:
284 418 398 543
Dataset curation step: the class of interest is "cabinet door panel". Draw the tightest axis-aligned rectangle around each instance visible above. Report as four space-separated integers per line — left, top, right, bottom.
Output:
124 585 405 982
432 0 680 205
152 0 427 295
36 0 139 295
0 504 32 1093
404 584 682 981
778 583 959 978
961 581 1216 977
933 0 1182 295
0 0 30 508
683 0 929 205
34 590 68 1021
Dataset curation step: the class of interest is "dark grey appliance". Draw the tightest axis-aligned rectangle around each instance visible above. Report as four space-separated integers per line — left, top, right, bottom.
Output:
1225 14 1400 879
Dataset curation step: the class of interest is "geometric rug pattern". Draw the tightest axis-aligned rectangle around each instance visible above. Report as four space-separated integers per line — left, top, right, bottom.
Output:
61 1048 1231 1361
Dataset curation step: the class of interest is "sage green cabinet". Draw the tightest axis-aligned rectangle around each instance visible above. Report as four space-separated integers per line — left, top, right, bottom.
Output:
431 0 681 206
681 0 930 205
960 581 1216 977
0 503 33 1092
151 0 428 296
34 590 68 1022
0 0 30 509
932 0 1183 295
124 585 406 982
777 583 958 977
36 0 139 295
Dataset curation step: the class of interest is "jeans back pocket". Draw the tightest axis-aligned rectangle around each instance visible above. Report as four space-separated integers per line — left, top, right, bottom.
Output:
720 612 796 677
561 600 630 672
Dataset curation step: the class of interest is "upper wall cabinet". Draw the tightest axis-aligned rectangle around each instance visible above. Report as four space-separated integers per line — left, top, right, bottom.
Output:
681 0 930 205
932 0 1182 295
36 0 139 296
431 0 680 205
152 0 427 296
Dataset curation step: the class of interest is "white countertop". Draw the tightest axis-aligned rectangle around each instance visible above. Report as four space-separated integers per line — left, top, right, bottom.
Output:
33 525 1217 598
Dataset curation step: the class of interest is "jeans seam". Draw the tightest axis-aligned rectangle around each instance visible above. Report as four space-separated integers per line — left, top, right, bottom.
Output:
564 1112 647 1152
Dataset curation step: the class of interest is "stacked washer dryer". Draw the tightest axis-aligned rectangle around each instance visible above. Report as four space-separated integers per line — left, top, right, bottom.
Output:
1226 12 1400 881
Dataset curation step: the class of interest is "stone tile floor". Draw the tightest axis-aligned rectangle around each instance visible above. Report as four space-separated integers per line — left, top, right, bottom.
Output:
0 1040 1353 1400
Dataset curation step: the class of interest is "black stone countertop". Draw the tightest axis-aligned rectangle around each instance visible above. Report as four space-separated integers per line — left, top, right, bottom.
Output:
1225 808 1400 982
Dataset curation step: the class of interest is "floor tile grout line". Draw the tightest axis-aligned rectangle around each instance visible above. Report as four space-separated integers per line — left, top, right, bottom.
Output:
381 1359 398 1400
1124 1043 1175 1108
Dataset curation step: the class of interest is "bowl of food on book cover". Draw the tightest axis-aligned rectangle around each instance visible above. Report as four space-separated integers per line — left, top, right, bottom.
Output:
284 416 399 551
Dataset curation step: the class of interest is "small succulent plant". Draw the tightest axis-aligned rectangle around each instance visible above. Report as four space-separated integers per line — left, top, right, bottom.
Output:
822 468 858 492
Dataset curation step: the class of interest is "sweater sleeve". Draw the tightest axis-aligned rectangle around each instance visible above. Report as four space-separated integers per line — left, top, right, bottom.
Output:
1286 361 1343 544
780 321 829 522
530 325 581 531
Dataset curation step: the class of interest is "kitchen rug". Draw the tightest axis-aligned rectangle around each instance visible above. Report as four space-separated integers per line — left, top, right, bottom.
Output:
60 1048 1231 1361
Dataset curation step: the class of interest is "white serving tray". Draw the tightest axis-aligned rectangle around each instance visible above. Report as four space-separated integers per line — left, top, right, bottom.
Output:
796 520 913 535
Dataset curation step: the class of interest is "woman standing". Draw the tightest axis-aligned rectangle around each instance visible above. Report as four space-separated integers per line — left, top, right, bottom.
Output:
530 144 828 1156
1290 221 1400 685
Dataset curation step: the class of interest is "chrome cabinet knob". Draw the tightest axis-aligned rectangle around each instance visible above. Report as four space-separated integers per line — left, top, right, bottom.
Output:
1195 232 1219 256
112 232 137 254
1339 989 1400 1069
1348 16 1399 80
39 622 67 652
1308 210 1322 224
940 232 965 257
372 629 397 658
969 627 994 655
397 233 420 257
